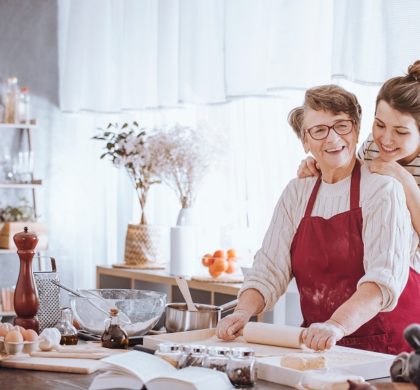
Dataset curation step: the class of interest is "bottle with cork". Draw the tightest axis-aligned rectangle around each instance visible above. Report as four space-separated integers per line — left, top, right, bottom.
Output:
101 307 129 349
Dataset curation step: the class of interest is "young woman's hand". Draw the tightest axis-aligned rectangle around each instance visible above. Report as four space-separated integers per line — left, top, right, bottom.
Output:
297 157 320 178
367 158 407 182
216 309 251 341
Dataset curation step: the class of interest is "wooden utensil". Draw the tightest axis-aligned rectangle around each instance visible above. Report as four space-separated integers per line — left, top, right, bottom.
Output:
175 276 198 312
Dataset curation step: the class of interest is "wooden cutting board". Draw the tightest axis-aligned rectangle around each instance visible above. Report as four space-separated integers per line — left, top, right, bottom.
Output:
0 355 106 374
143 328 395 385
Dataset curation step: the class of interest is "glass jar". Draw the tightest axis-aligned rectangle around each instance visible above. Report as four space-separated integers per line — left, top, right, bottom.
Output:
227 347 256 388
155 342 183 368
101 307 129 349
203 346 230 372
179 344 207 368
55 307 78 345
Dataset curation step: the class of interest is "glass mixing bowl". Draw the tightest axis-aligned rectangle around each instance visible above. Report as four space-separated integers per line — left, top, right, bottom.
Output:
70 289 166 336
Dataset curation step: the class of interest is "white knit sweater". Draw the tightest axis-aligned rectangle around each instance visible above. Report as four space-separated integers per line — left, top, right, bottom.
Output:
241 164 418 313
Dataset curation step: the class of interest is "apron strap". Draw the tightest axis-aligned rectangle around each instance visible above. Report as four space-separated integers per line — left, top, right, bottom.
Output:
304 159 361 217
304 177 322 217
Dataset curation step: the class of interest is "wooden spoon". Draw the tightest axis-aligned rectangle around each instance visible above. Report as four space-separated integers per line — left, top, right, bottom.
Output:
175 276 198 312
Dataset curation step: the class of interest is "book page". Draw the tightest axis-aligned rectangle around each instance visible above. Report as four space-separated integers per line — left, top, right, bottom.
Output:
102 351 176 383
89 371 143 390
148 367 233 390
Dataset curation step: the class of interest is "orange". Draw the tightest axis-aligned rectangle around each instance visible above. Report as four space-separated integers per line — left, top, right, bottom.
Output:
201 253 213 267
211 257 228 273
208 265 223 278
227 249 237 259
213 249 226 259
225 260 236 274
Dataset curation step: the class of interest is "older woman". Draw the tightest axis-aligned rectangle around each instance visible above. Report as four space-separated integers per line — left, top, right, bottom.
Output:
216 85 419 354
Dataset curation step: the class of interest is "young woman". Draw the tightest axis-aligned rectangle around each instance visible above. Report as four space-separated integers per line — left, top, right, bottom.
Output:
298 61 420 245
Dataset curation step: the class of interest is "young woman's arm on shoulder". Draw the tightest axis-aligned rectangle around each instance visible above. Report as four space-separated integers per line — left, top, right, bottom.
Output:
369 161 420 241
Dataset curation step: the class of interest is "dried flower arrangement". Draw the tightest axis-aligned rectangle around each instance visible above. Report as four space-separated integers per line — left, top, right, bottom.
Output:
93 122 164 225
157 124 218 209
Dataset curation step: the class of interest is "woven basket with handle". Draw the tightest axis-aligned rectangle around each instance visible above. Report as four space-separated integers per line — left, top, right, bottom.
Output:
124 224 163 265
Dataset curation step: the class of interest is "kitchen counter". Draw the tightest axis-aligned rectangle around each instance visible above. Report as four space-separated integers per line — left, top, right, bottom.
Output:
0 367 410 390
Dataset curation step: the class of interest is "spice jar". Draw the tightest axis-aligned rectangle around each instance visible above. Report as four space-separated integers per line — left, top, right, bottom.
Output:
227 347 256 388
203 346 230 372
55 307 78 345
179 344 207 368
155 342 183 368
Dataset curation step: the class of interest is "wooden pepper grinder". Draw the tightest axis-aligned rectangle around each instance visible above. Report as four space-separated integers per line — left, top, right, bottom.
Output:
13 226 40 333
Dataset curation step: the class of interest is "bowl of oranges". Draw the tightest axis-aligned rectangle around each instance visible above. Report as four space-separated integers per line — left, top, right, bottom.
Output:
201 249 238 278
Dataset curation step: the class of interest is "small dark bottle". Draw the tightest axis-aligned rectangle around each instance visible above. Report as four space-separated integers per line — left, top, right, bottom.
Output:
55 307 78 345
101 308 129 349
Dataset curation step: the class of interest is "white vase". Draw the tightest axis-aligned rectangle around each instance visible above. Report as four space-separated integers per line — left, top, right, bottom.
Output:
176 207 196 226
170 208 198 276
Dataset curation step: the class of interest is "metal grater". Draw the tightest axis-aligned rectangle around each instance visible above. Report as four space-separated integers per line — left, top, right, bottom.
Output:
33 257 61 332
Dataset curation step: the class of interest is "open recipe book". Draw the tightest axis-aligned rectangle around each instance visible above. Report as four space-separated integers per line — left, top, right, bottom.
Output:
89 351 233 390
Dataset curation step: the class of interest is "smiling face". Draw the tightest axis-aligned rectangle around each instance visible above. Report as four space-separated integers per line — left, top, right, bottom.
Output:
303 109 358 183
373 100 420 165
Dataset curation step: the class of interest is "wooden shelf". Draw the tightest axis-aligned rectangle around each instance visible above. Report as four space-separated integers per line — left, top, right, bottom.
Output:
0 180 42 189
0 311 15 317
0 123 37 129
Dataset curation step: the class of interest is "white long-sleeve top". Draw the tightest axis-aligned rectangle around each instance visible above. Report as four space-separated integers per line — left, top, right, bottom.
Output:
241 164 418 313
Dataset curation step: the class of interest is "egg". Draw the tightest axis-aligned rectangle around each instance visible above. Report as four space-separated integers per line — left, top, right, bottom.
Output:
3 323 14 331
0 324 8 338
14 325 26 336
23 329 39 341
5 330 24 343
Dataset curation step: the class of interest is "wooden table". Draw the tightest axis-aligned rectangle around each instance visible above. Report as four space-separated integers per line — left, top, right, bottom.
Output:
0 367 404 389
96 265 242 305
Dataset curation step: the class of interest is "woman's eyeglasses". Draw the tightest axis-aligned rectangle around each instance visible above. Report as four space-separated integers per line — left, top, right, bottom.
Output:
305 120 354 140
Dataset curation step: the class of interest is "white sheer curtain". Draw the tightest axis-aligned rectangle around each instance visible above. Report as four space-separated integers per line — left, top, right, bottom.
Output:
55 0 420 288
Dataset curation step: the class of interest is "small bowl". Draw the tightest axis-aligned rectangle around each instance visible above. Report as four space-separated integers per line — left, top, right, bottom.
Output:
23 340 39 354
5 341 24 355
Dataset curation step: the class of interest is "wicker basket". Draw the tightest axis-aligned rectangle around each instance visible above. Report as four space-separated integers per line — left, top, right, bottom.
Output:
124 224 164 265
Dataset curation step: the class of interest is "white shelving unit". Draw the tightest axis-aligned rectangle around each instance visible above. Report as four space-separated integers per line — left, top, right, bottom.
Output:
0 122 42 319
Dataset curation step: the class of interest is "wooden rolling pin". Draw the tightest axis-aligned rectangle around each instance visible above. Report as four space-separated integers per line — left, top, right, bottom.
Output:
243 322 304 348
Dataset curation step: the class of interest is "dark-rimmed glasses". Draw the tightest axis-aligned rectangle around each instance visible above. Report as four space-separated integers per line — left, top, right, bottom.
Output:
305 120 354 140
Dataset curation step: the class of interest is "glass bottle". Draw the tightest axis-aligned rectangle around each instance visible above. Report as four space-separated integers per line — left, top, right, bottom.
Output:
226 347 256 388
4 77 19 124
154 342 183 368
203 346 230 372
101 308 129 349
55 307 78 345
18 87 30 124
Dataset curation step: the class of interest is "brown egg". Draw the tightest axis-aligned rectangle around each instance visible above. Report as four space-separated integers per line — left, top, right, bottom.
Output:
23 329 39 341
5 330 24 343
0 324 8 338
14 325 26 336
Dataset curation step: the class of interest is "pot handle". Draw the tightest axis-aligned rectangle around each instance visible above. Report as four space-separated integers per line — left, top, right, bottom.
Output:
219 299 238 314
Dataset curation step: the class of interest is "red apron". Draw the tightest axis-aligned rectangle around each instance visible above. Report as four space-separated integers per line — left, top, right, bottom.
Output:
290 160 420 354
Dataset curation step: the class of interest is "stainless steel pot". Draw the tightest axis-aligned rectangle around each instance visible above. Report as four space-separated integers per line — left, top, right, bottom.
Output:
165 299 238 333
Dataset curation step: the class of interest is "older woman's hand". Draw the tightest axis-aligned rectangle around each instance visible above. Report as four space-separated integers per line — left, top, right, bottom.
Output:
216 309 252 341
297 156 321 178
302 320 346 351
